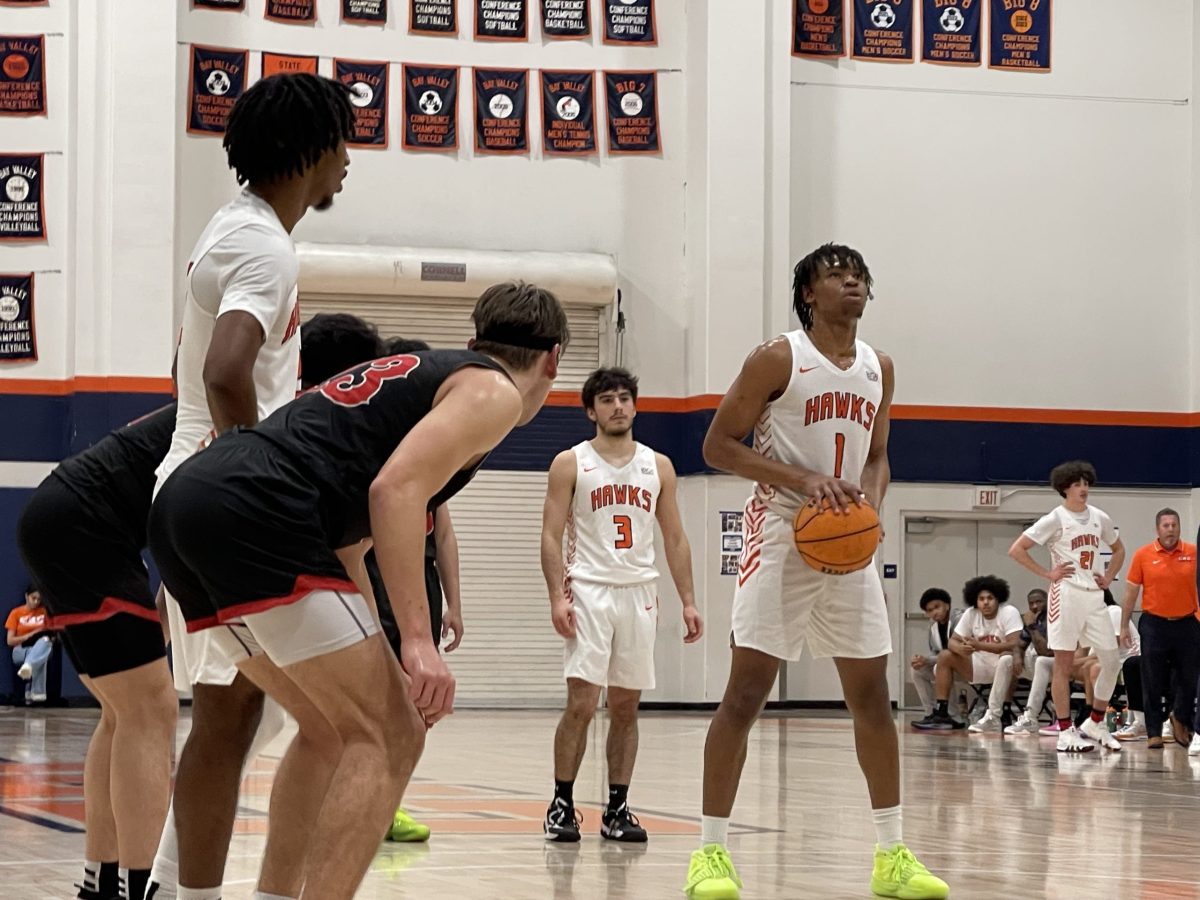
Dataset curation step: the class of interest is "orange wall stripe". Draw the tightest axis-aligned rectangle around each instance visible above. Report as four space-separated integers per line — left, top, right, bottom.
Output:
0 376 173 395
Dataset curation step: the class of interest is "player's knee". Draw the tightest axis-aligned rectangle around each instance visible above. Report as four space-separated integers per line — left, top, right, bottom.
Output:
190 683 265 748
722 680 772 726
607 696 639 727
565 691 600 723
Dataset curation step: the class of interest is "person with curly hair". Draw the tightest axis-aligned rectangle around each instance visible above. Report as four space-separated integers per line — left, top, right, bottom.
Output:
913 575 1023 732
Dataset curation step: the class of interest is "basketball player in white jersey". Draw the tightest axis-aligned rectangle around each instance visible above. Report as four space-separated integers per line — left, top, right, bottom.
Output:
541 367 703 843
684 245 947 900
147 73 354 900
1009 460 1126 753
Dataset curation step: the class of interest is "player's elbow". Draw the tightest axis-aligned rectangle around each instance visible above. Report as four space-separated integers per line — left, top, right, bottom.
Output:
1007 541 1023 560
702 431 734 472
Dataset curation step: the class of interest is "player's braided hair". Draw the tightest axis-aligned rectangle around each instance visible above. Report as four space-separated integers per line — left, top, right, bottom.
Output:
1049 460 1096 497
963 575 1010 608
791 243 874 331
224 74 353 186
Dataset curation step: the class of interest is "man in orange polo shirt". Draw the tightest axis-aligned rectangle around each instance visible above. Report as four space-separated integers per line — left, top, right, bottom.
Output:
1119 508 1199 750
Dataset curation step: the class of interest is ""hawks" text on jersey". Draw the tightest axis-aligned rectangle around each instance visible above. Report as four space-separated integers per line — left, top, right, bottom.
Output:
804 392 877 431
590 484 654 513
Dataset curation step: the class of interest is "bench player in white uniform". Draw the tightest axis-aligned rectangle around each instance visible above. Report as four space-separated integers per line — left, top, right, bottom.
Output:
147 73 354 900
1009 460 1127 753
541 367 703 843
684 244 947 900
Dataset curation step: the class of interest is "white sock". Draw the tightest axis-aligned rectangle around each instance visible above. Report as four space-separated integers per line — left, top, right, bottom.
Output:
872 805 903 850
82 860 102 892
177 887 222 900
150 800 179 895
701 815 729 848
254 893 297 900
1131 710 1145 728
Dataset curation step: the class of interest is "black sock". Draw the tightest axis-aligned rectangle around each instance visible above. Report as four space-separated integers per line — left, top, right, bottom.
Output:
935 700 948 717
608 783 629 812
554 779 574 806
99 862 119 898
118 867 149 900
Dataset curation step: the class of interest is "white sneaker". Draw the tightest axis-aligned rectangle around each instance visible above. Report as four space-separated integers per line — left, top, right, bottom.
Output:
1079 717 1122 751
968 710 1002 733
16 663 31 680
1189 734 1200 757
1164 719 1176 742
1114 722 1147 742
1057 725 1095 753
1004 710 1040 735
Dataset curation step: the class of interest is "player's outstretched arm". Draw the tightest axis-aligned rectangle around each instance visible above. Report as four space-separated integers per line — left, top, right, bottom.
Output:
653 453 702 643
702 338 863 512
859 352 894 511
541 450 577 639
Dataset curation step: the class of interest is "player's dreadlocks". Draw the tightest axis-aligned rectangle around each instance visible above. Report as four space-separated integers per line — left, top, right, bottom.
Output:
223 74 354 187
791 243 874 331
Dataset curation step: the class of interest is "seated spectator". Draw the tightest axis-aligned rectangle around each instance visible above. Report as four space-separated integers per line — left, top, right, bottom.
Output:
6 585 52 703
910 588 966 722
913 575 1023 732
1006 589 1055 735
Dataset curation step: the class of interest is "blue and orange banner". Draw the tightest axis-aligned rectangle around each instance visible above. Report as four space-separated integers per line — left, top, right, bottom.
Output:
411 0 457 34
541 0 589 38
475 0 528 40
403 64 458 151
541 70 596 155
0 154 44 242
261 51 318 78
0 273 36 362
474 67 529 154
921 0 981 66
335 59 389 147
0 35 45 115
187 44 247 135
266 0 316 22
989 0 1050 71
604 70 659 155
603 0 655 45
792 0 845 58
343 0 387 22
192 0 245 8
852 0 914 61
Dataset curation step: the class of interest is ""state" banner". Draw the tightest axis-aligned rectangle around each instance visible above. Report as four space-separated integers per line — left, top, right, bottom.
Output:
792 0 845 58
603 0 655 45
604 71 659 154
266 0 316 22
474 67 529 154
403 64 458 151
0 154 44 241
411 0 457 33
541 0 589 39
852 0 913 62
541 70 596 155
990 0 1051 72
335 59 389 147
921 0 981 66
262 52 318 78
343 0 387 23
187 45 247 135
0 273 36 362
0 35 45 115
475 0 528 41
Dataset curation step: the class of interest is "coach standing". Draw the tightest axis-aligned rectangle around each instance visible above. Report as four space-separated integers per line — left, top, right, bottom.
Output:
1119 508 1199 749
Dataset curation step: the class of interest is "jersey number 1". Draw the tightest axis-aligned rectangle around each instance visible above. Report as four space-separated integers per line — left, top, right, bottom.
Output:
833 433 846 479
614 515 633 550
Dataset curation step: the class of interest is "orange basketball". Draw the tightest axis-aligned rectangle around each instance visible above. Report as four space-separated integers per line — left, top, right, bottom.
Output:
3 55 30 80
793 498 880 575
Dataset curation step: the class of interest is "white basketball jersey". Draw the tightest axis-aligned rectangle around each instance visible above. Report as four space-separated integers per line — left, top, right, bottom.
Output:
1023 505 1117 593
752 329 884 518
566 441 660 586
157 189 302 485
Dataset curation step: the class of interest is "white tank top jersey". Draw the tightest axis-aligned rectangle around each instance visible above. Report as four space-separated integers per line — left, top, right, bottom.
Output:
752 328 884 518
565 440 661 586
1023 505 1118 593
157 189 302 484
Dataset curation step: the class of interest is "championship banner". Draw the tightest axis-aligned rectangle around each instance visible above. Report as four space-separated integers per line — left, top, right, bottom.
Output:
192 0 245 9
921 0 981 66
852 0 913 62
187 45 247 135
792 0 845 58
541 0 589 39
0 154 44 241
0 1 48 5
410 0 457 34
343 0 387 23
603 71 659 155
0 35 45 116
335 59 389 147
265 0 316 22
0 273 36 362
541 70 596 155
990 0 1051 72
403 64 458 151
475 0 528 41
603 0 655 45
473 68 529 154
262 51 318 78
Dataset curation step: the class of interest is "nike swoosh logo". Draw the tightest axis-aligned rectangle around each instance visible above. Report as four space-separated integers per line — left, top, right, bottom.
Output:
798 366 820 374
583 466 597 472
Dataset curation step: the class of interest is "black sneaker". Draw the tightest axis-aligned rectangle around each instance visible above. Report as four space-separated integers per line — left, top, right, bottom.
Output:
912 711 962 731
601 803 648 843
544 797 582 842
72 885 115 900
1001 708 1015 731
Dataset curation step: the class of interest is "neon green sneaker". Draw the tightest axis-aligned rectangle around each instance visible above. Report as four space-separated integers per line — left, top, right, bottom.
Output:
683 843 742 899
385 807 431 843
870 844 949 899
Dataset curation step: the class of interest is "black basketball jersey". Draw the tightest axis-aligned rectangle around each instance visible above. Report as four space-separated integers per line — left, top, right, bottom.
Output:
51 403 178 546
247 350 506 546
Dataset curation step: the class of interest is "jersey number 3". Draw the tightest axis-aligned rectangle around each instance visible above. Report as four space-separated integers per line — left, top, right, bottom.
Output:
321 355 421 408
614 515 633 549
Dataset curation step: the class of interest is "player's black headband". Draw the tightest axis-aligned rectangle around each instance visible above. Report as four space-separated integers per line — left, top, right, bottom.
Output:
476 326 559 351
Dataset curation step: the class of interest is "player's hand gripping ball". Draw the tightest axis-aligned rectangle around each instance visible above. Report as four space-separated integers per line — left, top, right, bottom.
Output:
793 497 880 575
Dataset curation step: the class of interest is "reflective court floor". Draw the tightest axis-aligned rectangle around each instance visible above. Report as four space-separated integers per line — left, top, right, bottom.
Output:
1 708 1199 898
